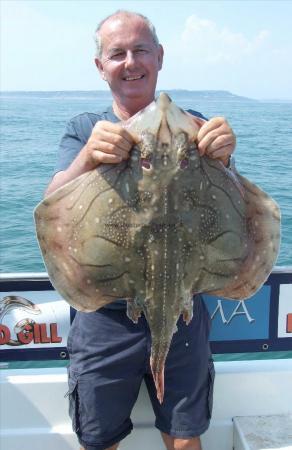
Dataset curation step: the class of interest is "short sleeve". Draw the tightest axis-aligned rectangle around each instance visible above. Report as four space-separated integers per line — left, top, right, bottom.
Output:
187 109 208 121
54 119 86 174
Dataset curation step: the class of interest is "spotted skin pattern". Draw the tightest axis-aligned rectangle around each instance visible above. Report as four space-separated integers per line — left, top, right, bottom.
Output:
34 94 280 402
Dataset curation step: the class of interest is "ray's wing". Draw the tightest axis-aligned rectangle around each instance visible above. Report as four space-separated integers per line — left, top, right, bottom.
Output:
34 164 141 311
186 158 280 301
208 173 280 300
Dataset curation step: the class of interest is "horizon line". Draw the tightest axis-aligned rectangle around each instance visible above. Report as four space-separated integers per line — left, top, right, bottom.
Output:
1 89 291 102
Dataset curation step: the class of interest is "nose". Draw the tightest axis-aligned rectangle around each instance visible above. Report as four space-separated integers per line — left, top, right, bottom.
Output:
125 50 136 68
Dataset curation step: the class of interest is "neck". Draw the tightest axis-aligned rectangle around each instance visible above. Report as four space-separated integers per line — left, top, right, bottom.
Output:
112 97 154 120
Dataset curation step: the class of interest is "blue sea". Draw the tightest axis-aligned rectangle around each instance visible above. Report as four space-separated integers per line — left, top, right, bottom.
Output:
0 90 291 273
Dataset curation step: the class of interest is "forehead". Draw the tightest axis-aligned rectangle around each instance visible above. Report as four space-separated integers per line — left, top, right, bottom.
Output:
100 16 155 52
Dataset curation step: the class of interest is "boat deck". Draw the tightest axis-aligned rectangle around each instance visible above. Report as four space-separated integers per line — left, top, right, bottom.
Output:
1 269 292 449
1 359 292 449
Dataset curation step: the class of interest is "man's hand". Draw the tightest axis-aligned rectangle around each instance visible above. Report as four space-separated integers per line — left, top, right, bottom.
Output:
45 121 134 197
196 117 236 166
81 121 134 170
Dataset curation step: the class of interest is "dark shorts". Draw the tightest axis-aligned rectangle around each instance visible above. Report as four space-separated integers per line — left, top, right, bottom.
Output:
67 296 215 450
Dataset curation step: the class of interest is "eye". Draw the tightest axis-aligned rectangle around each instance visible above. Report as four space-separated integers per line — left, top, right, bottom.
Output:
135 48 147 55
110 52 125 60
180 159 189 169
141 158 152 170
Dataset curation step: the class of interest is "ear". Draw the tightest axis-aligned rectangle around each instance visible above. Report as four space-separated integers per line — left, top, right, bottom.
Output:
158 44 164 71
95 58 107 81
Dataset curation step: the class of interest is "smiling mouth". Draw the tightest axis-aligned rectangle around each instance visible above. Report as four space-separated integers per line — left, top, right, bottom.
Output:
123 75 145 81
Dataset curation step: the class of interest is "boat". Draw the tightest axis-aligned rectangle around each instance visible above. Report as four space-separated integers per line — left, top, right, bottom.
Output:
1 268 292 450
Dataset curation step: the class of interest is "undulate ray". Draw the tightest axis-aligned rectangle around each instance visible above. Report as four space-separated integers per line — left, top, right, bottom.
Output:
34 93 280 403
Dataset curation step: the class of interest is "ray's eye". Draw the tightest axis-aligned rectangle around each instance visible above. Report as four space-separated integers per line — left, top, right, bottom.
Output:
141 158 152 169
180 159 189 169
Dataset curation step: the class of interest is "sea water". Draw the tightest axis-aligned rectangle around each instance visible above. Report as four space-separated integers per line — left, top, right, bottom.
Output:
0 90 291 272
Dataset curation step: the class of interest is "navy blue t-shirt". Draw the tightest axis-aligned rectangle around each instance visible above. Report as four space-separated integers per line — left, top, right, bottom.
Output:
55 105 207 309
55 107 119 174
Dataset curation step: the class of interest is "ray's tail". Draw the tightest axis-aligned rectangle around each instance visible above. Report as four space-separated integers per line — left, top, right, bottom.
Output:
150 340 170 404
151 360 165 404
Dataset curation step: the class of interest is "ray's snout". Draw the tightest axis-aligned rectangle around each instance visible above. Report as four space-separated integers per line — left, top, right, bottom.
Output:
156 92 172 110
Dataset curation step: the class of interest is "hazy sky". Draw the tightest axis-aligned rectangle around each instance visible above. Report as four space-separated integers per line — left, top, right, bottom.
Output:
1 0 292 99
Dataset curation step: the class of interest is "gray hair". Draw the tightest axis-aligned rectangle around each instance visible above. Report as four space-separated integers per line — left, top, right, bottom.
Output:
94 10 160 58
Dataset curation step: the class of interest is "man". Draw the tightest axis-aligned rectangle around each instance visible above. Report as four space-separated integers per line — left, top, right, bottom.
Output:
46 10 236 450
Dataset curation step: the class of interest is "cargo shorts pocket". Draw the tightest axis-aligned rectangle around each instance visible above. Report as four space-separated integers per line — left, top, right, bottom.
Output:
67 371 80 433
207 360 215 418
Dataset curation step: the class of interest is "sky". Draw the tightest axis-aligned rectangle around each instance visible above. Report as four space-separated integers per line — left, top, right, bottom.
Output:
1 0 292 100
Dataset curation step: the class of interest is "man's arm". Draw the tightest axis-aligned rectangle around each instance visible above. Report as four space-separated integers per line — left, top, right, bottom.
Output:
45 121 134 197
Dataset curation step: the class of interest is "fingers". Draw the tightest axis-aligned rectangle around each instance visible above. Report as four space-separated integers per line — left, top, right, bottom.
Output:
209 144 234 166
197 117 236 164
197 117 227 142
92 121 134 152
90 150 124 164
87 121 135 165
203 134 235 156
210 144 234 159
91 139 129 160
186 113 207 128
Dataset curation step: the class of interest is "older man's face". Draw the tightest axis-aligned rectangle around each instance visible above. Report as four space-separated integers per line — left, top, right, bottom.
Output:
95 16 164 113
